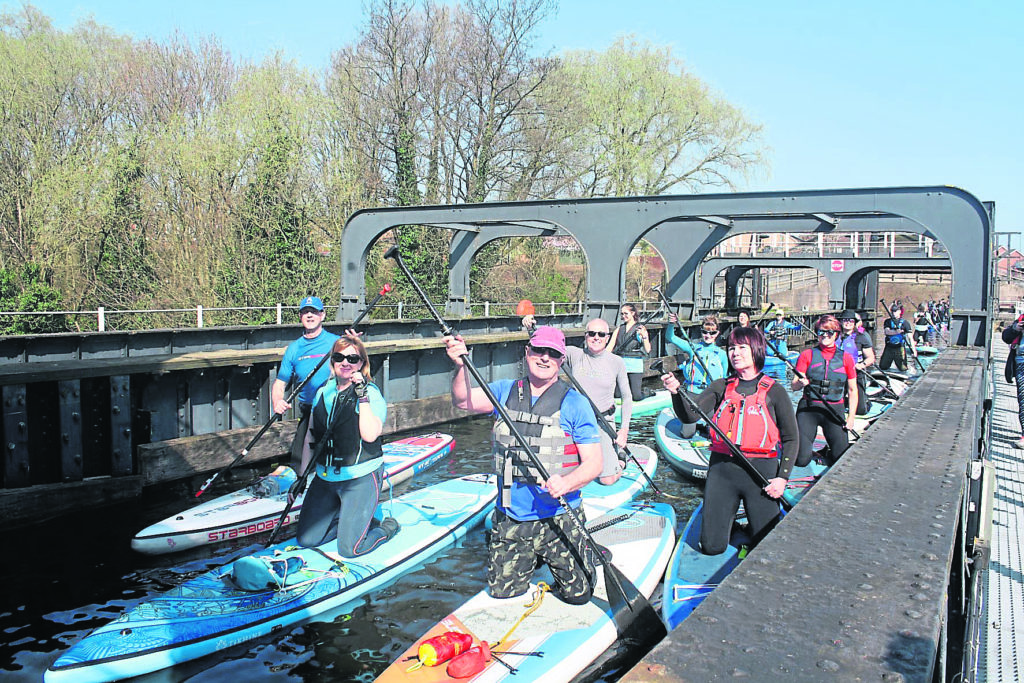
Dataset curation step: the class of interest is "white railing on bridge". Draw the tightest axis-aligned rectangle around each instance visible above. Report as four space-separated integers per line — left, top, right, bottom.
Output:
709 232 948 259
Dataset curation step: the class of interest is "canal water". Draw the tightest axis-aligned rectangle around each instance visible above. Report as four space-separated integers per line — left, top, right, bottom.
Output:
1 354 932 682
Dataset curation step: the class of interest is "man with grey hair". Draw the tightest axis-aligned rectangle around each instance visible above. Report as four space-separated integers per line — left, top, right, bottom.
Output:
524 315 631 485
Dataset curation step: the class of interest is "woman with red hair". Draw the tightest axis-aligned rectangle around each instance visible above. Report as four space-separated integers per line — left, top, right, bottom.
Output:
792 314 858 466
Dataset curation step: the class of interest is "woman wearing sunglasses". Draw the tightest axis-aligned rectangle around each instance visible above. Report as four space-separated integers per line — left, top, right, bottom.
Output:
290 334 397 564
664 313 728 438
791 314 859 467
609 304 651 402
660 326 799 555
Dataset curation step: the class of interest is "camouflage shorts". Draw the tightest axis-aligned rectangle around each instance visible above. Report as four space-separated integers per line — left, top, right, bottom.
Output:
488 507 595 605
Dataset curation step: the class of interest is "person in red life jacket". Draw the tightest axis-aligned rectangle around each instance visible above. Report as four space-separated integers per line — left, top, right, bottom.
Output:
444 326 603 605
660 326 799 555
792 314 858 467
290 334 397 564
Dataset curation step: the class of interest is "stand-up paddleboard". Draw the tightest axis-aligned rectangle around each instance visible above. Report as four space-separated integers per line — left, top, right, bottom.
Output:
580 443 658 518
916 344 939 355
132 433 455 555
48 474 496 683
614 389 671 418
662 462 826 630
376 501 676 683
654 407 710 482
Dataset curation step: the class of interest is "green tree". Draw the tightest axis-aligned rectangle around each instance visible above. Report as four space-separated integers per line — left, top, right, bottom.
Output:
0 263 66 334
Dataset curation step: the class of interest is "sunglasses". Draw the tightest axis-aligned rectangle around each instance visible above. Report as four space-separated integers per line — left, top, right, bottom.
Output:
816 330 838 338
527 344 564 360
300 308 321 316
701 329 718 336
839 318 857 323
585 330 610 338
332 352 363 364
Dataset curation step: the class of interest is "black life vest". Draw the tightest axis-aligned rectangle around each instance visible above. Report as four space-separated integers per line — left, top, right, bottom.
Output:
312 384 384 472
614 323 644 357
804 347 848 407
491 378 578 507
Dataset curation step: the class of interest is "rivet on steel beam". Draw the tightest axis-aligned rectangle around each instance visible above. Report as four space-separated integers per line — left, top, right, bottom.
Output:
18 421 26 431
74 454 82 463
114 449 122 457
112 406 121 415
123 428 131 436
62 433 69 443
17 396 25 406
7 442 15 450
72 412 80 422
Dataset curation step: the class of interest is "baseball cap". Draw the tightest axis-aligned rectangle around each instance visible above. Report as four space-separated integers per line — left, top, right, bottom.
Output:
529 326 567 356
299 296 324 312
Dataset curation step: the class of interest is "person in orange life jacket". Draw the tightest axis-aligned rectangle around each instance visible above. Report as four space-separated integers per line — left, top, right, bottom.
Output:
522 314 631 485
291 334 396 565
837 309 876 416
660 326 799 555
879 305 917 372
792 315 858 467
444 326 603 605
608 304 651 402
272 295 341 470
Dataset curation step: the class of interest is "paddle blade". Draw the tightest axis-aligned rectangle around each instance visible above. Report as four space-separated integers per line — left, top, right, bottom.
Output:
516 299 535 315
601 558 667 644
781 491 799 511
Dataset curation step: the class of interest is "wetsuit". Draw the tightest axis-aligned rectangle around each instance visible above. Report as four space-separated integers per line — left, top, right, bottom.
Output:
613 323 647 402
794 345 856 466
295 380 389 558
670 374 798 555
880 317 913 371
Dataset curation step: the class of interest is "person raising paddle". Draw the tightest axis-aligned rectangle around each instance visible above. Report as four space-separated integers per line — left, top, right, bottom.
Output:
660 326 799 555
608 304 651 402
444 326 603 605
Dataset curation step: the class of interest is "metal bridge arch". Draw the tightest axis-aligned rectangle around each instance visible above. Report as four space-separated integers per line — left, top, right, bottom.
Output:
337 187 991 346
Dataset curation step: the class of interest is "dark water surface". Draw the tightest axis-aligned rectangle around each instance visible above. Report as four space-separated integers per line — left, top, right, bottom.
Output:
1 355 933 682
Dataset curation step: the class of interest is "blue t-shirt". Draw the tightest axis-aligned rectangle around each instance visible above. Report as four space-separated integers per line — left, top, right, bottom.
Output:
489 379 600 521
278 329 341 406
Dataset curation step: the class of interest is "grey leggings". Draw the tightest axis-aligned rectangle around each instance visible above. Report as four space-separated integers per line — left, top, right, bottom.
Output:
296 465 387 557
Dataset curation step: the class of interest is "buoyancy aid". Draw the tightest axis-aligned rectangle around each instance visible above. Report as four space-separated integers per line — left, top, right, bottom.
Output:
837 333 862 364
312 383 384 472
684 343 725 389
804 347 848 406
492 379 579 507
885 318 907 345
766 320 788 341
708 375 781 458
614 323 644 357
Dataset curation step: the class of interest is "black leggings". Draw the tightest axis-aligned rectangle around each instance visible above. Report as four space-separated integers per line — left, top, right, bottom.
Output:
796 405 849 467
701 453 781 555
614 372 644 402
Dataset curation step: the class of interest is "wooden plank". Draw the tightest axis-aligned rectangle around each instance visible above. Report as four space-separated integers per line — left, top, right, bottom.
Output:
57 379 84 482
2 384 30 487
0 475 144 530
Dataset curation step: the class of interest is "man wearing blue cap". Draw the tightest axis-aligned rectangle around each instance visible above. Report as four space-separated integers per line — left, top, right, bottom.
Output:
272 296 340 468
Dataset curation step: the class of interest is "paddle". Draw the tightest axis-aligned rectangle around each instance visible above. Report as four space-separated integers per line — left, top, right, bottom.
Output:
611 304 659 356
651 358 796 511
558 363 677 499
789 316 900 401
264 391 352 547
194 284 392 497
385 245 666 643
762 335 861 440
880 298 926 373
651 284 716 387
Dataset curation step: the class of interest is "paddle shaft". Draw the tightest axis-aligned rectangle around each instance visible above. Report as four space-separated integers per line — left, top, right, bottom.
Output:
670 386 795 511
265 391 348 546
652 286 715 384
386 245 665 636
611 305 660 356
194 285 391 498
558 363 665 496
764 336 861 440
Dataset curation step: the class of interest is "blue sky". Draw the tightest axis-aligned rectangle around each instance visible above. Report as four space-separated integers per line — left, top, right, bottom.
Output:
11 0 1023 241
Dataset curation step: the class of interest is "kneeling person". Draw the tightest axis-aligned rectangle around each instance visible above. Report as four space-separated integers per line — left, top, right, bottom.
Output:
445 326 603 604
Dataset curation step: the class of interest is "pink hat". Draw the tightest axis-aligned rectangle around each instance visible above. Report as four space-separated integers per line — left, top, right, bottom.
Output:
529 326 567 356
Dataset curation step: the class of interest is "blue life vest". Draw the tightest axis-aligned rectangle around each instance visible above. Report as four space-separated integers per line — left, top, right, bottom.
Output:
885 318 907 346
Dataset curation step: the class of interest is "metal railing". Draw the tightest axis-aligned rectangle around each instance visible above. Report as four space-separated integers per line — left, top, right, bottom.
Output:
710 232 949 259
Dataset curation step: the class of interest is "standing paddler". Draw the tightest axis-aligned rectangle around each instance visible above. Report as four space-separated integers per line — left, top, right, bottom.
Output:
664 313 728 438
836 309 876 416
608 304 651 401
660 326 799 555
444 326 604 605
792 314 858 466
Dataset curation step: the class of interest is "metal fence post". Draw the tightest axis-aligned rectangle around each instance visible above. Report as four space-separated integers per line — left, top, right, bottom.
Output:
98 306 105 332
397 302 404 319
198 305 204 328
276 303 282 325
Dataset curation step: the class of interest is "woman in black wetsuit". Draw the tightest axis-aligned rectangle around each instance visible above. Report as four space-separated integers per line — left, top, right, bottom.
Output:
660 326 799 555
290 334 399 563
608 303 651 402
